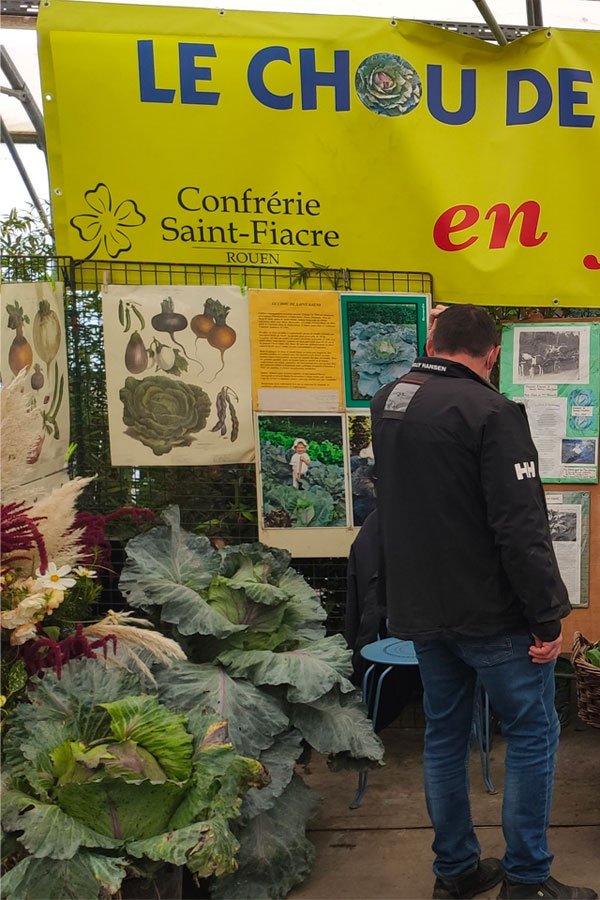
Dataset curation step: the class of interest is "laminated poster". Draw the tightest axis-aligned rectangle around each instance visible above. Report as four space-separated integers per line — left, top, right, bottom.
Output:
103 285 254 466
347 413 376 529
545 491 590 608
256 412 354 557
500 323 600 484
0 282 70 484
341 293 429 408
248 290 343 412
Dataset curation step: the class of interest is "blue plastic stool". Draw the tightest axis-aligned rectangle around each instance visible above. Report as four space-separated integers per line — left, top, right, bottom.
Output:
350 637 495 809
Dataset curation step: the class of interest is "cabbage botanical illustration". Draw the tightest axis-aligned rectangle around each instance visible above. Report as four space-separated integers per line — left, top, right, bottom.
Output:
355 52 422 116
350 320 418 398
119 507 384 897
120 375 211 455
1 659 267 900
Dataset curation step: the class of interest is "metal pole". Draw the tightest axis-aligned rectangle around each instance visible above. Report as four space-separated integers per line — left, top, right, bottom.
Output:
526 0 544 27
0 116 53 236
472 0 509 45
0 44 47 153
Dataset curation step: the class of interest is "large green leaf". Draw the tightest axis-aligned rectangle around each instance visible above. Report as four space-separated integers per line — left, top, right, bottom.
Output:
290 688 385 768
128 816 239 877
2 661 145 798
211 776 319 900
206 577 289 649
240 730 304 823
218 543 291 583
0 851 127 900
100 695 193 782
157 662 288 759
119 507 240 638
169 713 269 829
218 635 354 704
218 556 289 607
279 569 327 643
1 789 120 858
54 779 185 841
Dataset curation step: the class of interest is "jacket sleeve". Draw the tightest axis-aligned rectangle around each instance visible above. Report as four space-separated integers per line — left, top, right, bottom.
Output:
480 400 570 642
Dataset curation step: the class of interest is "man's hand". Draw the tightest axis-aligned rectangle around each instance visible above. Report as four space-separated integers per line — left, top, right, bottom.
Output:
427 305 448 339
529 632 562 664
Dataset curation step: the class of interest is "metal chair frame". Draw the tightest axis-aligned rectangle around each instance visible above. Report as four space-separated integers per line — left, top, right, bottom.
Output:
350 644 496 809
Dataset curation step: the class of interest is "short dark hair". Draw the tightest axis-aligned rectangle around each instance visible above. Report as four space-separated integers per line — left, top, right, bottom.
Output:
431 305 499 357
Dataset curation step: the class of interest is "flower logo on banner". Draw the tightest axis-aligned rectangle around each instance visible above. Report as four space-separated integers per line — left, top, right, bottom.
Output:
70 183 146 260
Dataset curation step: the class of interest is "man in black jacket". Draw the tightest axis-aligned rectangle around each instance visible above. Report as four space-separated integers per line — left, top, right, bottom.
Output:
371 305 595 900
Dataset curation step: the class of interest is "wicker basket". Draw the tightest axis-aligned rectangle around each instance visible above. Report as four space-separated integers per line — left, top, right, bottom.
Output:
570 632 600 729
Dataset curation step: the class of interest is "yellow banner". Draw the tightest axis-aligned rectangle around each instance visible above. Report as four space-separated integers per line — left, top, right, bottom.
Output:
38 3 600 306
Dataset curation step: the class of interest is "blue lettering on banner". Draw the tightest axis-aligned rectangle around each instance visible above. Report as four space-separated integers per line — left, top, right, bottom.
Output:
137 40 175 103
247 46 293 110
136 40 595 130
179 43 219 105
427 64 476 125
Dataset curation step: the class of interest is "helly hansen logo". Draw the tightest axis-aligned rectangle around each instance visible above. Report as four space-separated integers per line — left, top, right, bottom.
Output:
514 460 536 480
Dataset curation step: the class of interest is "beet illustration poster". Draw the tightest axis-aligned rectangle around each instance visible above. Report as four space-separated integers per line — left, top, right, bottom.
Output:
0 282 70 485
103 285 253 466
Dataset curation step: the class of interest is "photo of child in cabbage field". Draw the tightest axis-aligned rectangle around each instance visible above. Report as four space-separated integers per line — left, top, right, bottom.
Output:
348 414 376 526
258 415 348 528
341 295 425 407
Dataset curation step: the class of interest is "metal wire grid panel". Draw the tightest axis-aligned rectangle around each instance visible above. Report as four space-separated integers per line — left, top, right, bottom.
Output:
4 255 433 633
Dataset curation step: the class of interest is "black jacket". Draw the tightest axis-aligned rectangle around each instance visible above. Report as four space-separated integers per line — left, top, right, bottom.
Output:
370 357 570 643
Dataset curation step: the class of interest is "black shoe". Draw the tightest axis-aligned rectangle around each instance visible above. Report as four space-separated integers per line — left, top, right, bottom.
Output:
497 876 598 899
433 858 504 898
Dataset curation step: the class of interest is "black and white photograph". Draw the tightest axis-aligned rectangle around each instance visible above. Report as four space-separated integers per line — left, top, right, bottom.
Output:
548 509 578 542
513 327 588 385
561 438 597 465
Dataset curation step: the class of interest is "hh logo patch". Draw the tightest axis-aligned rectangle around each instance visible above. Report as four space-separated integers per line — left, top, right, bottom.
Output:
514 460 536 480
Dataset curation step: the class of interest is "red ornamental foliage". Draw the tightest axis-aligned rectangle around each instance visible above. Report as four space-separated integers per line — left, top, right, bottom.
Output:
19 623 117 679
0 501 49 573
73 507 155 572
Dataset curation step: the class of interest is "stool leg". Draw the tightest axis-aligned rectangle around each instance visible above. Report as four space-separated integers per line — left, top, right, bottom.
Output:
350 770 369 809
371 666 394 733
351 664 381 810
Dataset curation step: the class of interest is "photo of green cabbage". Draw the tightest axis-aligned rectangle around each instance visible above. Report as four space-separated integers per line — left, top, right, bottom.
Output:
355 52 422 116
120 375 211 456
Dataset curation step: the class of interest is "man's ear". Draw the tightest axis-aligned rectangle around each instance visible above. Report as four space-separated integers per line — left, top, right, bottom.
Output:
487 345 501 371
426 336 435 356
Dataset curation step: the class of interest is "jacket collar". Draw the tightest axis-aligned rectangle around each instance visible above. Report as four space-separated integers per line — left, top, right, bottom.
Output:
410 357 499 392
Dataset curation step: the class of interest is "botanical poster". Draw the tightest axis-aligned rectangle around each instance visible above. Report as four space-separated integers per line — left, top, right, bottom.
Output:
0 282 70 484
340 293 428 408
347 413 376 527
103 285 254 466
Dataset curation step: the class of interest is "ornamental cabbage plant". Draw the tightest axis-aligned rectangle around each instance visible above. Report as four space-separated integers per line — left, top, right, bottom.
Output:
1 659 267 900
119 507 384 898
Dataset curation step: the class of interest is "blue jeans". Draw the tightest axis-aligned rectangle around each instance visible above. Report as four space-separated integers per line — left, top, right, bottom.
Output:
414 633 560 883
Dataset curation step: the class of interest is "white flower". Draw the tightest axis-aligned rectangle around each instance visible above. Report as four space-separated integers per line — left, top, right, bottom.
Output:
35 562 76 592
11 622 39 646
74 566 97 579
1 594 47 629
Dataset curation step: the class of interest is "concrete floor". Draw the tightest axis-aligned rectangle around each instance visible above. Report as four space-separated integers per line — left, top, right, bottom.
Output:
291 720 600 900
